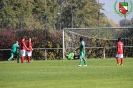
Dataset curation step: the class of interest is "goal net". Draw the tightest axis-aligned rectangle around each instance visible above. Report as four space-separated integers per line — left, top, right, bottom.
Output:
63 27 133 59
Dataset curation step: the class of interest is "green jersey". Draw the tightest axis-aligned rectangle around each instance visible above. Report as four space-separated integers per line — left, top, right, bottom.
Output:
67 52 74 60
11 43 19 53
79 41 85 58
80 41 85 53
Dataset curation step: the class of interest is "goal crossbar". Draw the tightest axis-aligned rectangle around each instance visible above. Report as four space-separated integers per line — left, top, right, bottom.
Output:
63 27 133 30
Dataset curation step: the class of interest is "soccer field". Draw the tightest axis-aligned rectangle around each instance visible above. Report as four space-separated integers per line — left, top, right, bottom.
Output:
0 58 133 88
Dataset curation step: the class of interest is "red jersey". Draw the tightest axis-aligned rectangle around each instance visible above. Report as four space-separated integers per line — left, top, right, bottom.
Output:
27 41 32 51
20 40 26 50
117 41 124 54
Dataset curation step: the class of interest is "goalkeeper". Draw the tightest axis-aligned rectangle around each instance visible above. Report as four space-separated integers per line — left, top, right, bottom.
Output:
66 51 74 60
8 41 19 62
66 51 79 60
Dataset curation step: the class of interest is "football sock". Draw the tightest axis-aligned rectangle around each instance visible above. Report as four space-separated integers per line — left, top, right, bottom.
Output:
27 56 30 62
21 56 24 63
8 57 12 60
79 59 82 65
121 58 123 65
116 57 119 64
8 55 13 60
84 60 87 65
16 54 19 63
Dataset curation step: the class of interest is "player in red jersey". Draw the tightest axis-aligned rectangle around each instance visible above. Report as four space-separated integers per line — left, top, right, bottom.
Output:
20 37 29 63
27 38 33 63
115 37 124 65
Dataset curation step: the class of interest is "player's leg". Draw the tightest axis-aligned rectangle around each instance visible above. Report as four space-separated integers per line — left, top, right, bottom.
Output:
27 56 30 63
78 52 83 66
8 53 14 61
20 50 25 63
27 51 32 63
83 58 87 66
115 54 120 65
16 52 19 63
83 54 87 66
120 58 123 65
78 58 82 66
120 54 124 65
70 55 74 60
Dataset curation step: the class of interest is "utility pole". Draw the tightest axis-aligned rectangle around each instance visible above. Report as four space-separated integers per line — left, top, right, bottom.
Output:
98 0 100 38
45 0 47 60
71 0 73 28
98 0 100 27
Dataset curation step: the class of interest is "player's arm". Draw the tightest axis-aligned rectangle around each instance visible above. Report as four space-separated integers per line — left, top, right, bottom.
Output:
30 46 33 50
23 42 28 50
28 42 33 50
17 45 20 51
83 45 85 53
30 43 33 50
17 44 20 48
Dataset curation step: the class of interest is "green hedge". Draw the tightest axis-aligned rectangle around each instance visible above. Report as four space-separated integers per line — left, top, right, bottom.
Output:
0 28 133 61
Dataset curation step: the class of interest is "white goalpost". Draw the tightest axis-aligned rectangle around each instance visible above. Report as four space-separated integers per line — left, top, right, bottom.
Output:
63 27 133 59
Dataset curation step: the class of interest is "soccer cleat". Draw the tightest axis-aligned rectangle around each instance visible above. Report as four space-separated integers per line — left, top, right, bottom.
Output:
84 65 87 66
8 59 11 61
116 63 120 66
78 64 82 67
120 64 123 66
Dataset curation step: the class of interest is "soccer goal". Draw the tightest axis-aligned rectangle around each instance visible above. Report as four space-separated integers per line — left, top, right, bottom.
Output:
62 27 133 59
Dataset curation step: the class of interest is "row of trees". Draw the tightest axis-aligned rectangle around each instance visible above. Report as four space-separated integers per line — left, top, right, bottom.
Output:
0 0 118 30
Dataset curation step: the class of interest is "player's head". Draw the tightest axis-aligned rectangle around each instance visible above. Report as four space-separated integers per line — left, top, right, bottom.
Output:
29 38 31 41
118 37 121 41
22 36 25 40
16 41 19 44
80 36 83 42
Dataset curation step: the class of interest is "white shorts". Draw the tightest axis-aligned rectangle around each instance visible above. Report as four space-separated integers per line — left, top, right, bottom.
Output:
27 51 32 56
116 54 123 58
20 50 26 56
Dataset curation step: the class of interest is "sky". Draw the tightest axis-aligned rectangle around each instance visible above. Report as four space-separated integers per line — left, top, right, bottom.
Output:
98 0 133 24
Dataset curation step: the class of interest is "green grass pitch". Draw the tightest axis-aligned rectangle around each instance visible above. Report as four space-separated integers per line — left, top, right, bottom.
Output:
0 58 133 88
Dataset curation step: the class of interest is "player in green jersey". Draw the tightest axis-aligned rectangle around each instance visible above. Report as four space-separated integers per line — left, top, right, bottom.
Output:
76 37 87 66
66 52 74 60
8 41 19 61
